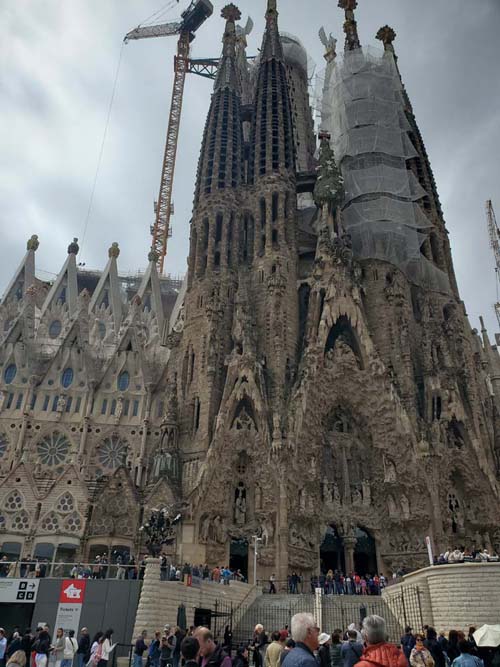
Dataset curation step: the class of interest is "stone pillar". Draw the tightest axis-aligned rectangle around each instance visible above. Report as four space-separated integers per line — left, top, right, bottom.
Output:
133 557 161 638
344 536 356 574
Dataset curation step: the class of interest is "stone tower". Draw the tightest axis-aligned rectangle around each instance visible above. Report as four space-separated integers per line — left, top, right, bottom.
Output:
1 1 500 580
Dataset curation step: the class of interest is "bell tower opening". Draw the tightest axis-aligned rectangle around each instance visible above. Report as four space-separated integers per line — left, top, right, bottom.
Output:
229 538 248 580
320 524 345 574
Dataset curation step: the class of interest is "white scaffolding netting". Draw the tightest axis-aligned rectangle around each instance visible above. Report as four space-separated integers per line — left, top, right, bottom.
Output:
320 46 450 292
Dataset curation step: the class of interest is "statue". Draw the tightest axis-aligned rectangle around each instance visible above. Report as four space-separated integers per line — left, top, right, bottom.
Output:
401 495 410 520
362 480 371 507
234 483 247 525
255 485 262 511
351 487 362 506
332 483 341 504
56 395 67 413
384 458 397 482
140 507 181 557
388 494 398 519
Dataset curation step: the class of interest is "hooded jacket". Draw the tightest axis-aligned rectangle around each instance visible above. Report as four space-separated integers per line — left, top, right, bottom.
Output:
355 643 408 667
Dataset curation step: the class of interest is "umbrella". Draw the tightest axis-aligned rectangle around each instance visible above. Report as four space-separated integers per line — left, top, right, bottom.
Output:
473 625 500 647
177 603 187 631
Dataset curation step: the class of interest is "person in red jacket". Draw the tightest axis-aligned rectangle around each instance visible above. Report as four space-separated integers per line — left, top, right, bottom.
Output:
355 616 407 667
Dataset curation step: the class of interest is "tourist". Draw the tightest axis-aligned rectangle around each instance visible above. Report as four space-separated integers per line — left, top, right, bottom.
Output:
410 635 435 667
355 616 407 667
401 627 416 662
159 637 172 667
437 633 448 654
0 630 7 667
265 633 283 667
6 634 22 658
280 641 295 667
451 641 484 667
346 625 362 645
317 634 331 667
448 633 460 664
88 633 103 666
425 629 446 667
233 647 249 667
6 652 26 667
290 573 299 595
33 627 51 667
180 638 199 667
61 631 78 667
269 574 277 595
76 630 90 667
193 627 231 667
341 630 363 667
53 629 65 667
173 627 184 667
282 613 319 667
133 632 148 667
330 633 342 667
467 630 478 656
20 631 32 666
253 626 268 667
97 630 116 667
148 632 161 667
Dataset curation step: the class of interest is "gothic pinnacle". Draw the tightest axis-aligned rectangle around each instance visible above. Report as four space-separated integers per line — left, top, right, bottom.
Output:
148 247 160 264
108 242 120 259
338 0 361 51
376 25 397 51
67 237 79 255
26 234 39 252
221 4 241 23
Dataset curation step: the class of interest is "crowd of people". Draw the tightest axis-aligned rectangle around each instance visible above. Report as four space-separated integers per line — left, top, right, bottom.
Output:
129 614 499 667
435 548 499 565
159 560 246 584
0 625 115 667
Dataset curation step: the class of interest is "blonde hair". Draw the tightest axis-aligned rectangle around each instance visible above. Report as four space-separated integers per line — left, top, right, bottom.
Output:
8 652 27 667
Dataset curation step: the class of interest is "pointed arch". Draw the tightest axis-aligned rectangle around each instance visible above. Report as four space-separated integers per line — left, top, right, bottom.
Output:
325 315 364 369
231 396 258 432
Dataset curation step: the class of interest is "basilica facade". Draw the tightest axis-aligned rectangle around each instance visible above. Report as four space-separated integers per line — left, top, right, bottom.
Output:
1 0 500 583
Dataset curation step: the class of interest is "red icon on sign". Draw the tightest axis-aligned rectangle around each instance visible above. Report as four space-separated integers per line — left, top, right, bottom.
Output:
59 579 86 604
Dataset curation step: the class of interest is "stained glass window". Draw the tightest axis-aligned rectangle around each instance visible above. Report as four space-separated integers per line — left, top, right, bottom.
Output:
61 368 74 388
98 437 127 470
117 371 130 392
49 320 62 339
37 432 71 466
4 364 17 384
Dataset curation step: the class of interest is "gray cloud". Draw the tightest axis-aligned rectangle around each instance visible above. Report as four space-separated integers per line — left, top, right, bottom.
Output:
1 0 499 334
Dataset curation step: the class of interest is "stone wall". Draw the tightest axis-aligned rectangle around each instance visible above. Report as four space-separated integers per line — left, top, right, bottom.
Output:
383 563 500 631
132 559 260 640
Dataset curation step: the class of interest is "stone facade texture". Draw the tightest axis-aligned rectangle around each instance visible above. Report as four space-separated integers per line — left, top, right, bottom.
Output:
1 0 500 583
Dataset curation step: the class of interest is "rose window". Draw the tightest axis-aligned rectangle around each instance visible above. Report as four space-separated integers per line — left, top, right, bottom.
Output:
5 490 24 512
64 512 82 533
0 433 8 460
56 492 75 513
41 512 59 532
37 432 71 466
12 511 30 531
98 437 127 470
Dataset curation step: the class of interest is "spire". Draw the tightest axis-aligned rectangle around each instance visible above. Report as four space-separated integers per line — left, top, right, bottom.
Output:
40 238 79 317
249 0 295 180
376 25 397 54
89 242 123 333
1 235 38 306
338 0 361 51
214 4 241 93
261 0 284 61
193 4 244 205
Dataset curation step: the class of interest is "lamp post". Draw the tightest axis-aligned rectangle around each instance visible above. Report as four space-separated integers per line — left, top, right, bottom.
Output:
252 535 262 586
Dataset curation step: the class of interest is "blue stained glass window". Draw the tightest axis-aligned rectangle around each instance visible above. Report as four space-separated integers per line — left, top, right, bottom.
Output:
65 397 73 412
75 397 81 413
15 394 23 410
4 364 17 384
101 399 108 415
6 394 13 409
42 395 50 411
132 400 139 417
61 368 74 388
117 371 130 392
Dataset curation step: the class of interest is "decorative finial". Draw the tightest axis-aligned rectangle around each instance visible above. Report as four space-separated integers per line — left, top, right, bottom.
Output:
319 28 337 62
67 237 79 255
376 25 396 50
148 248 160 263
27 234 40 252
108 242 120 259
338 0 360 51
221 3 241 23
267 0 277 14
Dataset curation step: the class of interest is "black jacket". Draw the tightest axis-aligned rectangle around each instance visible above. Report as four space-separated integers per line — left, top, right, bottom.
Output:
318 645 331 667
78 635 91 659
425 639 446 667
203 645 229 667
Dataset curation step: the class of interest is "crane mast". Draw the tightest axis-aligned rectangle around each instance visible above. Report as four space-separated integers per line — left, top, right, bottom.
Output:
125 0 214 274
486 199 500 327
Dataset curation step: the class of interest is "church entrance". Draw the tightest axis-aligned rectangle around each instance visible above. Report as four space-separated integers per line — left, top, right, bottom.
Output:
320 525 345 573
229 538 248 580
354 527 377 575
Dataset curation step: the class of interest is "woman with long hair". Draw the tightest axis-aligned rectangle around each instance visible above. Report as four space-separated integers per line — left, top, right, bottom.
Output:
97 630 116 667
7 651 27 667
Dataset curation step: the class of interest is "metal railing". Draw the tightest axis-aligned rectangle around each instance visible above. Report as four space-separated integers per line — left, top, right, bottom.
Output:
257 579 384 596
0 560 145 580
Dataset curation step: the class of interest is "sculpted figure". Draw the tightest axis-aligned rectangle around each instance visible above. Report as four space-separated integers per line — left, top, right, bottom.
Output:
234 483 247 525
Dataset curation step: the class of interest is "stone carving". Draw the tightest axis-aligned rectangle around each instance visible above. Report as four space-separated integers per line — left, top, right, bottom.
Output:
362 480 371 507
199 514 226 544
234 483 247 525
401 495 410 520
384 457 397 482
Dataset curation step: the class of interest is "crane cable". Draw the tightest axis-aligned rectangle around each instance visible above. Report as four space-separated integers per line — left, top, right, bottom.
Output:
79 41 125 262
140 0 179 27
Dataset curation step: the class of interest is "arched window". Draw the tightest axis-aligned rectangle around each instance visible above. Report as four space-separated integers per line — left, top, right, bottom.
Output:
0 432 8 460
325 316 364 369
117 371 130 392
49 320 62 339
61 368 74 389
4 364 17 385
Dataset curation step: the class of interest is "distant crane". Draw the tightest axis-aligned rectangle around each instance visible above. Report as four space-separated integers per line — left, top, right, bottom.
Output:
125 0 214 274
486 199 500 327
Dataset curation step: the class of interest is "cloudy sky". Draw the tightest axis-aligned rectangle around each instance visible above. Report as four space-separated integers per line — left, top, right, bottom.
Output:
1 0 500 334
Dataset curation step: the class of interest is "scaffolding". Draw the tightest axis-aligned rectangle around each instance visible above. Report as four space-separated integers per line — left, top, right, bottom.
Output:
319 46 450 293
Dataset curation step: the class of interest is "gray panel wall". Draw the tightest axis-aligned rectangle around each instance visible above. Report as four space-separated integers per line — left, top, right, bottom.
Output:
31 580 142 651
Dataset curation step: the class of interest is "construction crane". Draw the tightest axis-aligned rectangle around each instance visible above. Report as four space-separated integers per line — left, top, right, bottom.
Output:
125 0 214 274
486 199 500 327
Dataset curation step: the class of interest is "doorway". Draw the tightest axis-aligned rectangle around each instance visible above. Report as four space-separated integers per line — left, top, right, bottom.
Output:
354 527 377 575
320 525 345 573
229 538 248 580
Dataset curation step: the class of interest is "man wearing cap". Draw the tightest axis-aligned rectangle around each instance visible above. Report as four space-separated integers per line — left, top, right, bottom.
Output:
318 634 331 667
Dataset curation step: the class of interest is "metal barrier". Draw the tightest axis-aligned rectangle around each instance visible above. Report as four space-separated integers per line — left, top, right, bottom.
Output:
111 644 134 667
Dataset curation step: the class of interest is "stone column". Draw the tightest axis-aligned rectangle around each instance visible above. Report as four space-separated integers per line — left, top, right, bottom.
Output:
276 471 289 586
344 536 357 574
133 557 161 638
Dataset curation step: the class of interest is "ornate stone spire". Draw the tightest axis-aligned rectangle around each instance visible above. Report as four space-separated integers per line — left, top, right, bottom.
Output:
67 237 79 255
214 4 241 93
261 0 284 62
338 0 361 51
376 25 397 53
